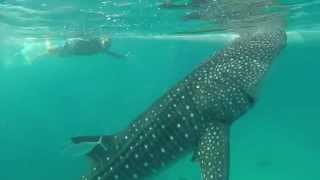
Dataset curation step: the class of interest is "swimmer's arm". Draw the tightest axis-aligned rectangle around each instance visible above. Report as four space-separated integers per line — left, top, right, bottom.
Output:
47 46 61 55
105 50 126 59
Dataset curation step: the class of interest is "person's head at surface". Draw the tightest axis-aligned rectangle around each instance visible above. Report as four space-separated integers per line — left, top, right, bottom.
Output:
99 36 112 50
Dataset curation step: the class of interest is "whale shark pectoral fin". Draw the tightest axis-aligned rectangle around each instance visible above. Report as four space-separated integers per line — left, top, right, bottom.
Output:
194 122 230 180
191 150 200 162
71 135 102 144
71 135 118 168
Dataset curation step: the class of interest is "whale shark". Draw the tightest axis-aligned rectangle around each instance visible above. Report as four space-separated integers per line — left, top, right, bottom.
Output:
71 25 287 179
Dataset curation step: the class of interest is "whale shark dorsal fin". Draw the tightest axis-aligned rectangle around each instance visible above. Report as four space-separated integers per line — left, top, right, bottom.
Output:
71 135 119 169
193 122 230 180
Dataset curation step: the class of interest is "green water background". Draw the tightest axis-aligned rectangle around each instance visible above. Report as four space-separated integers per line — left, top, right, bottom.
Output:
0 0 319 180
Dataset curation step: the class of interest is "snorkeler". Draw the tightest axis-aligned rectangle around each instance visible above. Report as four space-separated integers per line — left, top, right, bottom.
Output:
47 36 125 59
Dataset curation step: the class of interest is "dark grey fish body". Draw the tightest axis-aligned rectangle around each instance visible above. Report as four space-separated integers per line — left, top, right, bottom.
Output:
72 29 286 180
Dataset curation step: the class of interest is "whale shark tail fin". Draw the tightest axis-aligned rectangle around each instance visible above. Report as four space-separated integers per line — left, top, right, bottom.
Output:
70 135 119 169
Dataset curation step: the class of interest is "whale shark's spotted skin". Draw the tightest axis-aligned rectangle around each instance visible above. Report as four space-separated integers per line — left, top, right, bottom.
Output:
72 29 287 180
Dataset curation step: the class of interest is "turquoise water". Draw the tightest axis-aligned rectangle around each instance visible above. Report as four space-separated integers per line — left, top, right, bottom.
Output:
0 0 320 180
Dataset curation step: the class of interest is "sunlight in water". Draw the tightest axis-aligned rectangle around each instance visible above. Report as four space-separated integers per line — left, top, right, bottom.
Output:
20 39 49 64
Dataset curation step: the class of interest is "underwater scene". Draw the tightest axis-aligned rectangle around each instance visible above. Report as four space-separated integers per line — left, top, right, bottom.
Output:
0 0 319 180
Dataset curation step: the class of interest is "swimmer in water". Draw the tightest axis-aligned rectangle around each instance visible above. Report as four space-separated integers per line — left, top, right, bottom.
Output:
47 36 125 59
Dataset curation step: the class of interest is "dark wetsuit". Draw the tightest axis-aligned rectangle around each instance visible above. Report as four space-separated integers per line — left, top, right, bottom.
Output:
59 38 109 56
48 37 111 57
